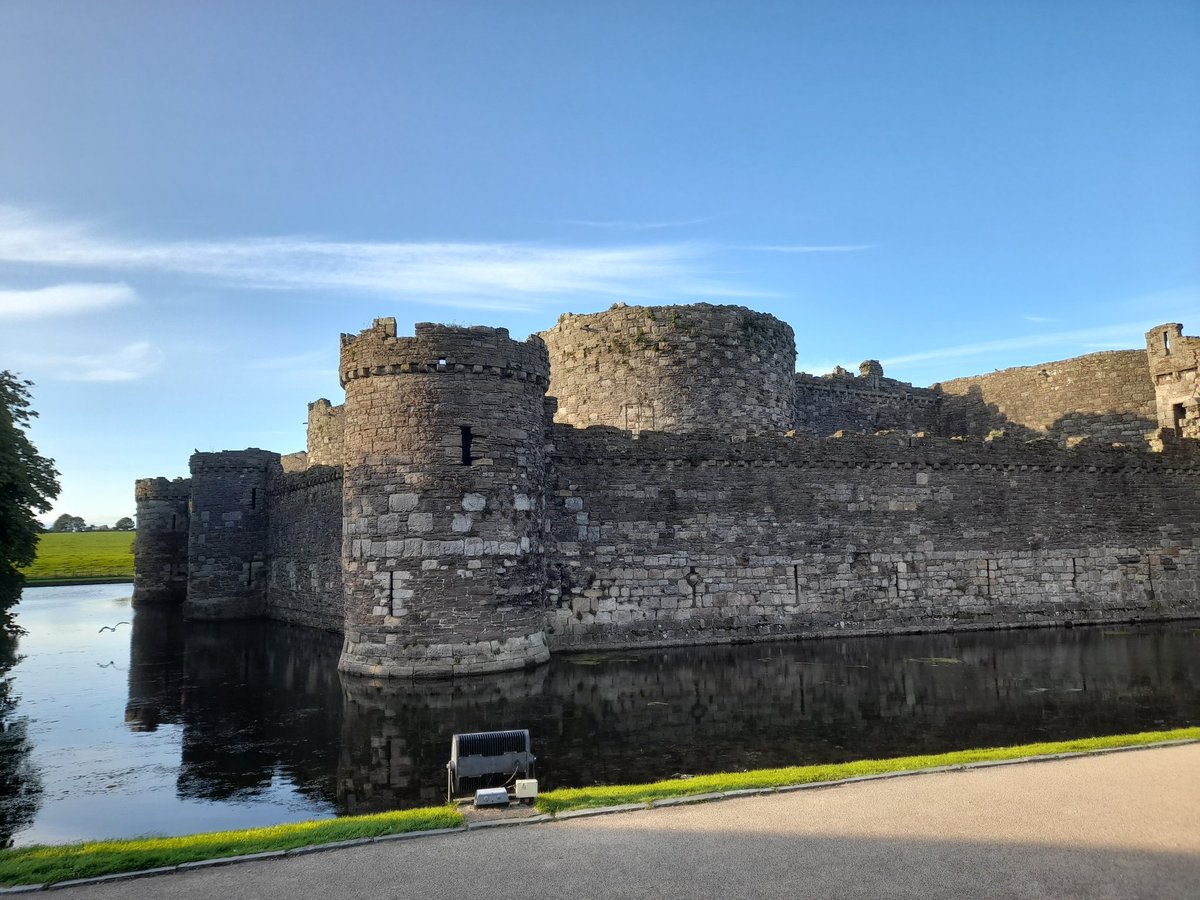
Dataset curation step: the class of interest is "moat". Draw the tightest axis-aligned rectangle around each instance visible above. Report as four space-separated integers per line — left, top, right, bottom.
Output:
1 584 1198 847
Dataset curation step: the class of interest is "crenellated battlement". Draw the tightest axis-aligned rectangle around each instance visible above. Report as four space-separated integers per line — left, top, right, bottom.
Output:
339 317 549 387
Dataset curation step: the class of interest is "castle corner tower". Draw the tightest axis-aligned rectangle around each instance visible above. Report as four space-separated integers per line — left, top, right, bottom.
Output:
338 318 551 678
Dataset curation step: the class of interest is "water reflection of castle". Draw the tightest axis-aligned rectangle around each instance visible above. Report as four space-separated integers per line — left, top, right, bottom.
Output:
123 610 1200 814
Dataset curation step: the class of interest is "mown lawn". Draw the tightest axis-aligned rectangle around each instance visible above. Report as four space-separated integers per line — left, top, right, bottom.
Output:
17 532 135 583
0 807 463 886
534 726 1200 813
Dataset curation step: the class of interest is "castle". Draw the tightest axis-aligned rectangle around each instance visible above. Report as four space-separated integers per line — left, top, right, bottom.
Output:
133 304 1200 678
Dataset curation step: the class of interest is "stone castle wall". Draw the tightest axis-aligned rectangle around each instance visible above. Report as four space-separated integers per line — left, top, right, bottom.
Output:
935 350 1157 446
545 427 1200 651
542 304 796 436
266 466 344 632
133 307 1200 679
337 319 552 678
133 476 191 605
306 399 345 466
794 361 942 436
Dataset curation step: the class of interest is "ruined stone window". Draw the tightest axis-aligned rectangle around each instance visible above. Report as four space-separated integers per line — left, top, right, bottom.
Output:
1173 403 1186 436
250 487 257 509
460 426 473 465
437 357 447 371
1164 331 1172 354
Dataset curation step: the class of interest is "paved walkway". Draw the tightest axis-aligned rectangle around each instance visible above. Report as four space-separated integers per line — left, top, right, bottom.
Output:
53 745 1200 899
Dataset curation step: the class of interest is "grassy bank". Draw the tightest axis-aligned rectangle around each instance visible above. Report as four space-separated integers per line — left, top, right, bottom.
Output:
2 729 1195 887
18 532 135 584
534 726 1200 813
0 807 463 886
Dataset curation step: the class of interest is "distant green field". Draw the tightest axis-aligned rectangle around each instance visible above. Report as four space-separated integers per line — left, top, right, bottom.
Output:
18 532 135 584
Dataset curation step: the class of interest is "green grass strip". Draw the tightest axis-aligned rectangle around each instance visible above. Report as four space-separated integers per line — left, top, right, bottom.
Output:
17 532 135 582
534 726 1200 814
0 806 463 886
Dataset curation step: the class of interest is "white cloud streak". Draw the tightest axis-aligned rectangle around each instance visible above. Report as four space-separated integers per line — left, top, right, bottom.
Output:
48 341 164 382
0 206 755 308
0 282 137 319
882 322 1157 368
559 216 716 231
749 244 872 253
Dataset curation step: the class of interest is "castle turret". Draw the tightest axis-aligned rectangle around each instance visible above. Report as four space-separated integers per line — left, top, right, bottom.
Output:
1146 323 1200 438
184 449 280 620
306 398 344 467
540 303 796 437
338 318 551 678
133 476 191 605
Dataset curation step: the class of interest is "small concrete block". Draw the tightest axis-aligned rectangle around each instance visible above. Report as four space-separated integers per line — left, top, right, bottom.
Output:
371 827 468 843
467 815 553 829
721 787 776 798
284 838 376 857
176 850 288 870
554 803 648 819
650 792 724 808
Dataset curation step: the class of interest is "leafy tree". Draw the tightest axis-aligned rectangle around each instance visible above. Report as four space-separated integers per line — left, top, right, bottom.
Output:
113 517 135 532
0 372 61 632
50 513 85 533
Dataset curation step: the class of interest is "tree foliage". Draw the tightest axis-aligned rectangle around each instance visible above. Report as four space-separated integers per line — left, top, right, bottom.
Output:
113 517 135 532
0 372 61 631
50 513 86 533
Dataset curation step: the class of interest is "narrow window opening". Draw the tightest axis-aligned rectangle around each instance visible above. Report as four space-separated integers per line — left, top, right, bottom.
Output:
1164 331 1171 354
1173 403 1186 436
460 426 473 466
171 513 177 530
389 570 395 604
250 487 257 509
437 357 447 371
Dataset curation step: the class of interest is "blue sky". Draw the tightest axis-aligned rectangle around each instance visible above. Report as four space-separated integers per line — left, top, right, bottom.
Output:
0 1 1197 524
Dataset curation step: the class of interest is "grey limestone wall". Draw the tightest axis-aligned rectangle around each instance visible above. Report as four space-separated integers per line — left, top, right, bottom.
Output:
541 303 796 437
133 476 191 605
544 427 1200 651
338 318 552 677
307 399 345 467
185 449 280 620
794 361 942 436
267 466 345 632
935 350 1157 446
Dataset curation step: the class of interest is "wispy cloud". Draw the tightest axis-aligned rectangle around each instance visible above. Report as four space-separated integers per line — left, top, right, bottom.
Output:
45 341 164 382
1021 314 1059 324
882 322 1155 368
748 244 872 253
559 216 716 231
0 206 756 308
0 282 137 319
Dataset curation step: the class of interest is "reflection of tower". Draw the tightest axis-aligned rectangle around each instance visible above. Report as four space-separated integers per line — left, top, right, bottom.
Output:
185 450 279 619
133 477 190 605
336 666 549 813
338 319 552 678
0 633 41 847
174 620 342 804
124 605 185 732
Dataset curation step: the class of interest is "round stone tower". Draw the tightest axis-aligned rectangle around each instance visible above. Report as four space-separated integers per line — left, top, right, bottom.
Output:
338 318 551 678
540 303 796 436
133 476 191 605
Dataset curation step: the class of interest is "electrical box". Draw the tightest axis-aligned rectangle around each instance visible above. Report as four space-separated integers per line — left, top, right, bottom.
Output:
474 787 510 807
514 779 538 800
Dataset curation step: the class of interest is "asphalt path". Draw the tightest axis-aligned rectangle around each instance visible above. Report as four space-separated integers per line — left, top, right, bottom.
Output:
48 744 1200 899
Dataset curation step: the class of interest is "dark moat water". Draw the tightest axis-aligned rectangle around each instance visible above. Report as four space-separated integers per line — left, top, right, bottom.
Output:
1 584 1198 846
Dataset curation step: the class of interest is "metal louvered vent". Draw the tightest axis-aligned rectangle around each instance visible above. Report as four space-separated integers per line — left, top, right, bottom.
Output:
447 729 535 801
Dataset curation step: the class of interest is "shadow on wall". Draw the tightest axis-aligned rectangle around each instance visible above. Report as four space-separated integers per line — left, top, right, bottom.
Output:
937 385 1158 448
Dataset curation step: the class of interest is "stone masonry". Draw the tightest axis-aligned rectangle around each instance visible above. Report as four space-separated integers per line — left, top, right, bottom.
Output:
133 304 1200 678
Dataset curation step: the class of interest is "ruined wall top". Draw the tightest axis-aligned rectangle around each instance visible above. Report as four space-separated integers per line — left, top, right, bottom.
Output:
135 476 192 502
541 302 796 436
189 448 282 474
339 318 549 388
